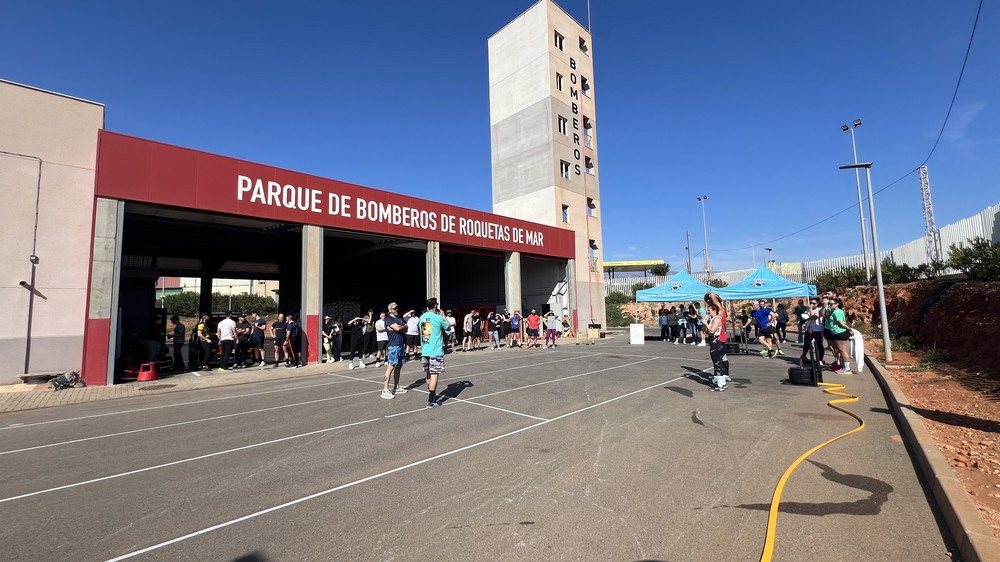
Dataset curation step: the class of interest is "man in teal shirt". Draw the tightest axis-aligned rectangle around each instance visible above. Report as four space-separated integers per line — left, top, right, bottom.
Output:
419 297 451 409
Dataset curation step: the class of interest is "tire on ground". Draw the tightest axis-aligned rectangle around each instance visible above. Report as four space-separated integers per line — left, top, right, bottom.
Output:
788 366 815 385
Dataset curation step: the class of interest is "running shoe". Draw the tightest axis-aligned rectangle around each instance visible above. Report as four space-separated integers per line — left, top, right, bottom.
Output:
380 389 394 399
768 349 777 359
776 349 785 356
759 350 768 357
427 401 441 409
217 368 227 372
835 368 854 375
348 363 355 370
394 387 407 395
358 362 366 369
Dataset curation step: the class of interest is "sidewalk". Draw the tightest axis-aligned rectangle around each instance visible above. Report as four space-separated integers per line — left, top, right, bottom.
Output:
0 360 347 414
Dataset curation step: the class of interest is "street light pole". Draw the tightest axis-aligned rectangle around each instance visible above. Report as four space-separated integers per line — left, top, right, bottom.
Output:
765 247 773 269
842 119 872 280
840 162 891 362
697 195 710 276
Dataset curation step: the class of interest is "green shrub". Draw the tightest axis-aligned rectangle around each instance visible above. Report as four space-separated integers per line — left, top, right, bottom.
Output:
891 335 915 352
920 346 952 367
947 237 1000 281
159 291 278 317
649 263 669 276
605 291 632 327
631 282 654 294
705 278 728 288
810 265 867 289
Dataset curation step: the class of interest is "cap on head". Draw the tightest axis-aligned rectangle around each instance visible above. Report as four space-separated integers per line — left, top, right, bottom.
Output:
388 302 398 311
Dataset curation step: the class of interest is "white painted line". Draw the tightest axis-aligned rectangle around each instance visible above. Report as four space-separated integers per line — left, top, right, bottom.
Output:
0 352 582 431
0 377 364 431
0 418 380 505
385 357 657 419
0 388 384 456
334 373 548 421
103 376 684 562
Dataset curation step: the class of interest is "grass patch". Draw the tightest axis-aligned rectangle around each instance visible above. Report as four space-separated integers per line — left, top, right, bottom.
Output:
891 336 915 352
919 346 952 368
928 375 955 383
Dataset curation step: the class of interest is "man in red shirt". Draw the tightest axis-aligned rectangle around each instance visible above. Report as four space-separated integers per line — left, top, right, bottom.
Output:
525 309 542 349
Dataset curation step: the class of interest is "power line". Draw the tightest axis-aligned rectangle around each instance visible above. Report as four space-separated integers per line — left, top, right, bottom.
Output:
709 0 984 255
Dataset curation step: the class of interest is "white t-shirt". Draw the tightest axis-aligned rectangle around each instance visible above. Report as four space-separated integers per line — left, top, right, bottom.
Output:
406 316 420 336
375 319 389 342
808 306 825 332
446 315 456 334
217 318 237 341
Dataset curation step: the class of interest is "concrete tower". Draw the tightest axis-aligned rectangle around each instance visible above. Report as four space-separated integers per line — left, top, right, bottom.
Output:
488 0 606 329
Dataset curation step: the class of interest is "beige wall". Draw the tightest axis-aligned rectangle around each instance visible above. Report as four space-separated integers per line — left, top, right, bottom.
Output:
0 80 104 383
489 0 606 329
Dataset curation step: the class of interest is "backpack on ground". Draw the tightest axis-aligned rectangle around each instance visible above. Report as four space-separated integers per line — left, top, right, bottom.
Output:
51 371 84 391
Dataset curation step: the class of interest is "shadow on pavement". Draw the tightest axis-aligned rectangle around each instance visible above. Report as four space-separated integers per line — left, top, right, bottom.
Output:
438 380 474 404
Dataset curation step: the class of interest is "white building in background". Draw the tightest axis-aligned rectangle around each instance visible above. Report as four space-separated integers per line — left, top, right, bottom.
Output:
489 0 606 328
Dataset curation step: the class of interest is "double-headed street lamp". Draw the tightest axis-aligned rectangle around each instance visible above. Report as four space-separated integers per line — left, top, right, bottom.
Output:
842 119 872 280
697 195 711 275
839 161 891 362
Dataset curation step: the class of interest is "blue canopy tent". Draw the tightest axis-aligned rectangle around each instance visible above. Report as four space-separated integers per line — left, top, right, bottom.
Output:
714 266 817 300
636 270 714 303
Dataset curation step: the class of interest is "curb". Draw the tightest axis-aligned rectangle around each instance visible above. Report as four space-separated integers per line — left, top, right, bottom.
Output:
867 355 1000 562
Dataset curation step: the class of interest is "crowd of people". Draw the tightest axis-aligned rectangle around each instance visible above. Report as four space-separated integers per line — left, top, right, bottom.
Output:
651 289 861 392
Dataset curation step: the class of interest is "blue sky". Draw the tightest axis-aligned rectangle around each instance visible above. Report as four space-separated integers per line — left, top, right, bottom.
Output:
2 1 996 272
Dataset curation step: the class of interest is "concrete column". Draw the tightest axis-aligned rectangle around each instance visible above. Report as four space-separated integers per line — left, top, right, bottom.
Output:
81 198 124 386
565 258 577 332
300 225 323 365
426 241 440 300
199 275 213 315
504 251 522 312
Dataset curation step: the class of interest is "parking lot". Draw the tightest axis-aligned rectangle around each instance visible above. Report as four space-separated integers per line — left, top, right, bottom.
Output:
0 335 955 561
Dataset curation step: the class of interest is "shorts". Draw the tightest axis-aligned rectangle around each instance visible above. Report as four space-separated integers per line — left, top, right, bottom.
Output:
760 326 776 338
377 340 388 351
274 336 286 346
527 328 539 337
422 355 445 375
388 345 406 366
406 334 420 347
828 330 851 341
251 336 264 348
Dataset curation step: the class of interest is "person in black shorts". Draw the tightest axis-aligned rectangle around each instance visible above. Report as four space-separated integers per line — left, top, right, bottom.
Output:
251 312 266 366
270 313 287 368
234 314 252 368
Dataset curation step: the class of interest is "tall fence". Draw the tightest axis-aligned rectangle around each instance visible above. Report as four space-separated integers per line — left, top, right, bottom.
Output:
605 201 1000 294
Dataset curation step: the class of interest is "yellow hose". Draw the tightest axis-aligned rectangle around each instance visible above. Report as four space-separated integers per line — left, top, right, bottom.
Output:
759 381 865 562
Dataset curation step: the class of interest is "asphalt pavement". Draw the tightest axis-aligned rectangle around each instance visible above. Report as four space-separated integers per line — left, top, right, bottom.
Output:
0 333 957 561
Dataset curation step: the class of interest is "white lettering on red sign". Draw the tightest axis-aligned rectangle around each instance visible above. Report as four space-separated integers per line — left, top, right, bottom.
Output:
237 175 546 248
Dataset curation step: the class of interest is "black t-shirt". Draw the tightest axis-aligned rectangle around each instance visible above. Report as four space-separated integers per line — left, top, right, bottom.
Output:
350 322 364 340
236 321 252 340
272 321 288 341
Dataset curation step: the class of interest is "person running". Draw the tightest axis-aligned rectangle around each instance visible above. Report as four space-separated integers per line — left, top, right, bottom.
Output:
374 311 389 367
826 297 856 374
525 309 542 348
380 303 409 399
703 292 730 391
346 315 366 370
752 301 780 358
270 313 287 368
251 312 267 366
419 298 451 409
